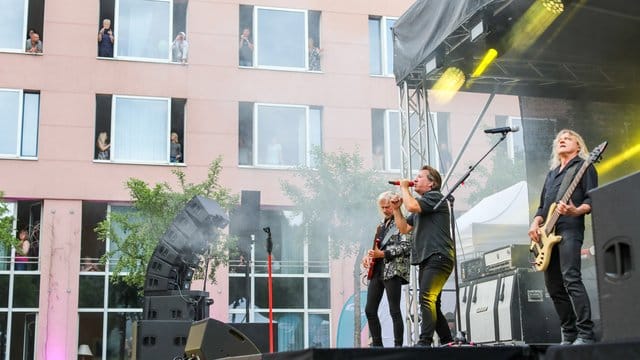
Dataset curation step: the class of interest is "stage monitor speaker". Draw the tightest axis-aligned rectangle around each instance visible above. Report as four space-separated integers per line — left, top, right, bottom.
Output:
229 322 278 353
591 170 640 342
185 319 260 360
132 320 192 360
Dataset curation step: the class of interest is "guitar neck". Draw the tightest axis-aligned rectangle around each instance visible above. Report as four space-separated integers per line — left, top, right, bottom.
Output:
544 160 590 235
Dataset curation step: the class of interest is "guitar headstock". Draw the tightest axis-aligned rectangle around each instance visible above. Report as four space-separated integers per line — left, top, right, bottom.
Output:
588 141 608 163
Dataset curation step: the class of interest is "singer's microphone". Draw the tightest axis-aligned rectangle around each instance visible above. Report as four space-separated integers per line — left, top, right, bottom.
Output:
388 181 415 187
484 126 520 134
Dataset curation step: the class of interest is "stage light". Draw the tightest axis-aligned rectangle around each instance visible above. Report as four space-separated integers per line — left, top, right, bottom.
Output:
471 48 498 78
470 20 485 42
542 0 564 15
431 67 466 103
597 142 640 175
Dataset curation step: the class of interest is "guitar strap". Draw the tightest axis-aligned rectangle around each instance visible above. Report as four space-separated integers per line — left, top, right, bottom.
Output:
555 160 580 203
378 218 394 249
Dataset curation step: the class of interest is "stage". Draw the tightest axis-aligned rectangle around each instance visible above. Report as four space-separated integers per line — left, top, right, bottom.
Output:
223 341 640 360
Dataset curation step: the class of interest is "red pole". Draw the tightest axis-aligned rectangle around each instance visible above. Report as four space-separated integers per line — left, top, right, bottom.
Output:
268 253 274 352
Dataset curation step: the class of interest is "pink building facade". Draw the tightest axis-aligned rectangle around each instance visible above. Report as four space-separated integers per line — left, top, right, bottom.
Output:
0 0 521 358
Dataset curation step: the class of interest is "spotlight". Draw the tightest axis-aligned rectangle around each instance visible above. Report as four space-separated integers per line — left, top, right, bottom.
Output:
471 48 499 78
542 0 564 14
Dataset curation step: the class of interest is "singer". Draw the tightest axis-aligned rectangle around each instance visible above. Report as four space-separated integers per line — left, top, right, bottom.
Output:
391 166 454 347
362 191 410 347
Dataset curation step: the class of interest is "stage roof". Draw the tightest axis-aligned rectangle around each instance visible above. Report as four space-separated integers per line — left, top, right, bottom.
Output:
393 0 640 102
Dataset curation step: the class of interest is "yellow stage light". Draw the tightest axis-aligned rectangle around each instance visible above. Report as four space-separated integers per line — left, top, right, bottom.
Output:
597 143 640 175
505 0 563 54
431 67 466 104
471 48 498 78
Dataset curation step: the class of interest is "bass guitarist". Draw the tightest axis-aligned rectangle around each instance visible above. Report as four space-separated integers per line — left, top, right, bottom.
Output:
528 129 597 345
362 191 411 347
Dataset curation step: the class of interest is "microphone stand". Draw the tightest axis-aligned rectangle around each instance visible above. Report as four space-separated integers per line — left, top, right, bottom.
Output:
434 131 509 344
264 227 274 353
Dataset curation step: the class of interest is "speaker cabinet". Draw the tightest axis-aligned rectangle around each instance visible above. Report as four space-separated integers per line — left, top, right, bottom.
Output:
468 277 499 343
591 171 640 342
185 319 260 360
496 269 560 344
143 291 210 321
133 320 192 360
229 322 278 353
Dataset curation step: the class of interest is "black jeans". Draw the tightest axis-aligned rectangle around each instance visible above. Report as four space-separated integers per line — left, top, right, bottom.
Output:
418 253 453 345
365 263 404 346
544 227 594 340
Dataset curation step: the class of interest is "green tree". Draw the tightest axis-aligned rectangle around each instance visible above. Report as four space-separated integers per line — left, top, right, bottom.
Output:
281 148 387 346
0 191 16 249
96 157 238 289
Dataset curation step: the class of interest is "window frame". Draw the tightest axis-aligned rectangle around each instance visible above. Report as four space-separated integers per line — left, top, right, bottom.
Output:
369 16 397 77
0 0 29 54
0 88 39 160
112 0 173 63
247 103 320 169
253 6 309 71
506 116 525 161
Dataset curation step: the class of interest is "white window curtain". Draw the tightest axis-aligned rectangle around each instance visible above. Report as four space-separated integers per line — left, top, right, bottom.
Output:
256 8 306 68
0 90 22 156
113 96 168 162
117 0 171 60
0 0 26 51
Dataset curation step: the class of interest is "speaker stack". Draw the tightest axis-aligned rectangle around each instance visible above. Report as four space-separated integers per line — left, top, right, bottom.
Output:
136 195 229 360
591 170 640 342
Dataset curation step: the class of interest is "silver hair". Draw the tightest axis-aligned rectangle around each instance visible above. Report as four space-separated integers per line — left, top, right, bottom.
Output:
548 129 589 169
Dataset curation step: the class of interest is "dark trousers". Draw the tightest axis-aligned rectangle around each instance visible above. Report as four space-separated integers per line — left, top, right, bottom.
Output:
365 263 404 346
418 253 453 345
544 227 594 341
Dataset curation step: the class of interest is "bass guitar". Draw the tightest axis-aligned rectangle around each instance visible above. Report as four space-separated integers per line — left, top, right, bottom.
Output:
530 141 607 271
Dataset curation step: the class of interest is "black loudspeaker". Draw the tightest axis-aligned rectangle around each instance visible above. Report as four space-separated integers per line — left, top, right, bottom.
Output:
185 195 230 228
229 322 278 353
133 320 192 360
185 319 260 360
143 291 210 321
591 171 640 342
229 191 261 252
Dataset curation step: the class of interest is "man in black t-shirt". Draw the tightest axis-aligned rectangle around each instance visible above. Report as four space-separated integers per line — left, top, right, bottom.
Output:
392 165 454 347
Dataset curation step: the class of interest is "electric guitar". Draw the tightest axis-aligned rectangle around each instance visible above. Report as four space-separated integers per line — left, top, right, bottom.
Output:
367 225 383 280
530 141 607 271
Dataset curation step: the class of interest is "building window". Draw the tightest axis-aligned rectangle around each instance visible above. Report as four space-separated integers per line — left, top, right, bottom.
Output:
95 94 186 164
238 102 322 168
0 200 42 360
228 209 330 350
0 89 40 159
0 0 45 54
239 5 321 71
79 202 142 360
372 110 449 173
497 116 525 161
98 0 188 61
369 16 396 76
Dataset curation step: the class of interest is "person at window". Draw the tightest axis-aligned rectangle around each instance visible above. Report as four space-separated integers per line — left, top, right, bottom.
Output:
97 19 114 57
171 32 189 64
308 37 322 71
391 166 455 347
170 132 182 163
239 28 254 66
362 191 410 347
26 28 36 40
266 135 282 165
25 32 43 54
96 131 111 160
15 229 30 271
528 129 597 345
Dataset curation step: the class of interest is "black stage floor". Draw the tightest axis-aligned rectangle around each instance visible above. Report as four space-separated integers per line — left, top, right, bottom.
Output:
223 341 640 360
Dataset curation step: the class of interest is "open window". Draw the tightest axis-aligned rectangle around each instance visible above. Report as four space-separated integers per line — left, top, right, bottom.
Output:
0 0 45 54
95 94 186 164
369 16 396 76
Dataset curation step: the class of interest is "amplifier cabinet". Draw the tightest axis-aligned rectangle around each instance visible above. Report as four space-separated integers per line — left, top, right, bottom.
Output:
496 269 560 344
468 277 499 343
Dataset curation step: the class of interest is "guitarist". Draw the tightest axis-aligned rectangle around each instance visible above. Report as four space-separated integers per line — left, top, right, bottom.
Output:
528 129 597 345
362 191 411 347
